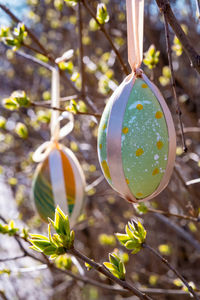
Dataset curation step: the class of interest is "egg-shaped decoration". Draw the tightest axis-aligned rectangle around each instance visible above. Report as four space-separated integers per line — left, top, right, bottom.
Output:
32 143 85 225
98 73 176 203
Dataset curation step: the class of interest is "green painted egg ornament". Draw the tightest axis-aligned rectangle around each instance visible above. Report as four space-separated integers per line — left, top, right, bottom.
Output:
32 142 85 225
98 72 176 203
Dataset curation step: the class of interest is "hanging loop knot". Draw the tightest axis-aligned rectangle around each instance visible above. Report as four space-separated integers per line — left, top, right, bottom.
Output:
134 68 143 78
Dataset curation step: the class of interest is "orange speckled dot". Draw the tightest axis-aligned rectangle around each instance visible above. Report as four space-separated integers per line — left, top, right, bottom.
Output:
99 144 102 149
101 160 111 180
126 178 130 185
152 168 160 176
157 140 163 150
141 83 148 88
136 192 143 197
155 111 163 119
103 124 106 130
122 127 129 134
136 104 143 110
136 148 144 157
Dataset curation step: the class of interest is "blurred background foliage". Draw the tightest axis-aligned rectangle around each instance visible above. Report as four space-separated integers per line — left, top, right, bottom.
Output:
0 0 200 299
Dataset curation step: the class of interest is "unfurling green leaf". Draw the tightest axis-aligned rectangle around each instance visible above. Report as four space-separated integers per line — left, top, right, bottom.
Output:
103 251 126 280
64 0 78 7
116 221 146 255
135 202 148 215
143 45 160 69
29 206 75 258
96 3 110 25
15 122 28 139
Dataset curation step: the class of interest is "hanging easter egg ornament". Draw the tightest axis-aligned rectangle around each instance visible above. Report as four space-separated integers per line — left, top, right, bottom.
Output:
32 68 85 226
98 0 176 203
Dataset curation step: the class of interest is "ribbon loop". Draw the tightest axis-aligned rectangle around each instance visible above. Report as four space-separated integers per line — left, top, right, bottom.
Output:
126 0 144 71
33 67 74 163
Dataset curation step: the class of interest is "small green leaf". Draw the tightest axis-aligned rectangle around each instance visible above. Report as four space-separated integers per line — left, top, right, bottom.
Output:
43 245 57 255
125 224 135 239
125 240 140 250
29 234 49 240
96 3 109 25
3 98 19 110
30 239 51 251
0 116 6 129
15 122 28 139
103 262 117 271
115 233 130 245
109 253 120 267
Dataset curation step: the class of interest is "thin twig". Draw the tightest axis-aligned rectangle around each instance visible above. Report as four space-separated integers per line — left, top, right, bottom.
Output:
15 50 53 71
143 243 200 300
163 14 187 152
30 102 101 118
0 4 99 114
147 208 200 223
81 0 129 75
0 254 25 262
78 2 85 98
0 4 54 60
195 0 200 20
155 0 200 74
154 213 200 252
69 247 154 300
36 95 78 104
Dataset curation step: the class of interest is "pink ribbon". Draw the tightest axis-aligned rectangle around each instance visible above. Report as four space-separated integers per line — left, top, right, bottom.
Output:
126 0 144 72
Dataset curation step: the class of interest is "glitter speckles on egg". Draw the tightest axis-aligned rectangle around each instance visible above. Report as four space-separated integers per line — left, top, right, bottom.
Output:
121 78 169 199
97 76 172 201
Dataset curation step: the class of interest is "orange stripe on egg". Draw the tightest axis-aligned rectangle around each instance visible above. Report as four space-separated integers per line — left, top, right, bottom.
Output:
60 150 76 205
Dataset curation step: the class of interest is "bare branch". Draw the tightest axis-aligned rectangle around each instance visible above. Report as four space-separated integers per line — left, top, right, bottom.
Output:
30 102 101 118
155 0 200 74
0 4 53 60
81 0 129 75
163 14 187 152
0 254 25 262
143 243 200 300
70 247 154 300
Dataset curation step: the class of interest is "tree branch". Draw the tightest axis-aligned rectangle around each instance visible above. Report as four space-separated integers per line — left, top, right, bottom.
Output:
155 0 200 74
0 254 25 262
143 243 200 300
163 14 187 152
0 4 53 60
69 247 154 300
81 0 129 75
30 102 101 118
147 208 200 222
78 2 86 98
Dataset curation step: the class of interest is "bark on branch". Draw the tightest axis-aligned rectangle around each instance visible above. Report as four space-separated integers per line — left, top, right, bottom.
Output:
155 0 200 74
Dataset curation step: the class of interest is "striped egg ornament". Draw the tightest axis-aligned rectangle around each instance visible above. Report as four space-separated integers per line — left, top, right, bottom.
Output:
98 73 176 203
32 143 85 225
